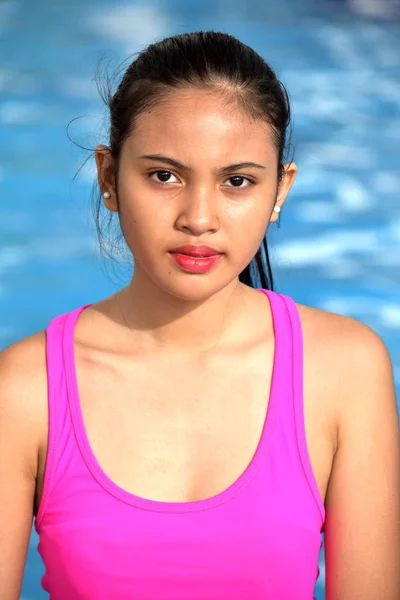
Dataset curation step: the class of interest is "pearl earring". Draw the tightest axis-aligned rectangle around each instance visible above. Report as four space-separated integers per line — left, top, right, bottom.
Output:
103 192 111 199
273 205 281 213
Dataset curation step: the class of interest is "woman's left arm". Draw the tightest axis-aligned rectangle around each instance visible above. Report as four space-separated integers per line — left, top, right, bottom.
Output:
324 323 400 600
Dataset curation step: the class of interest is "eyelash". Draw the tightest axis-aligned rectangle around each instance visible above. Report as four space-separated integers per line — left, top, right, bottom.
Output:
147 170 256 189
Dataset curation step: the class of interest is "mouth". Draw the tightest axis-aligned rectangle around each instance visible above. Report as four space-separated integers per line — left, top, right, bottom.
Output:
169 245 222 258
168 252 222 273
175 253 219 258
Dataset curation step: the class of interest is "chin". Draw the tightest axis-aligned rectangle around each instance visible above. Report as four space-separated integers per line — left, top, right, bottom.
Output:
133 257 241 302
156 274 236 303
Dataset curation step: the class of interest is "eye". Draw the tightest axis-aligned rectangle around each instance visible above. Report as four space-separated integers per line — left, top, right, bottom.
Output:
148 170 180 184
223 175 255 189
147 170 255 189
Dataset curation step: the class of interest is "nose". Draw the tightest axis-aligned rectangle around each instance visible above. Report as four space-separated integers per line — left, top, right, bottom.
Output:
175 186 220 236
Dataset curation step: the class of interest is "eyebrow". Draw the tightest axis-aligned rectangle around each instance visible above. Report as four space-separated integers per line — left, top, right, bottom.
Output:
138 154 267 175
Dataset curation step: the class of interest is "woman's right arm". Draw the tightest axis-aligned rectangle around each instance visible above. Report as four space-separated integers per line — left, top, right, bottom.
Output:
0 333 46 600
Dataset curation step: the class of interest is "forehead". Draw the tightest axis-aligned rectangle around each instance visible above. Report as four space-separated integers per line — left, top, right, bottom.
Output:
127 87 276 160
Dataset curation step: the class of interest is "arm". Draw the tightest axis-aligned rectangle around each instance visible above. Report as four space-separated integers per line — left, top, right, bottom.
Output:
0 334 46 600
324 322 400 599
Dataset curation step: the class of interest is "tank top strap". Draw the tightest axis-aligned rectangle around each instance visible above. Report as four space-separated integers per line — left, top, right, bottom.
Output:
277 292 308 452
34 304 92 531
257 288 295 400
257 288 325 524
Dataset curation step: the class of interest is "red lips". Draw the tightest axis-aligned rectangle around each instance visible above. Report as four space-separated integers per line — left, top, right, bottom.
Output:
169 244 222 257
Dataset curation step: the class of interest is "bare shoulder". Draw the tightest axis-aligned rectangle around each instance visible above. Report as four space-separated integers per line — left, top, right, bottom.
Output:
0 331 48 480
1 330 47 394
295 301 396 441
295 300 392 370
295 300 384 345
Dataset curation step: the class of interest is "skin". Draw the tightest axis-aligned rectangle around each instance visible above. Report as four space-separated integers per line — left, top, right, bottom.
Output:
94 87 297 352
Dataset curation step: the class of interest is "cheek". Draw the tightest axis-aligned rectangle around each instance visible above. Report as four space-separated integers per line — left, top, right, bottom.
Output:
225 201 271 245
118 193 171 259
119 171 174 225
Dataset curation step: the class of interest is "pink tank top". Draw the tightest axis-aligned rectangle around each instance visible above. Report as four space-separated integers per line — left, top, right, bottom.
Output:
34 288 325 599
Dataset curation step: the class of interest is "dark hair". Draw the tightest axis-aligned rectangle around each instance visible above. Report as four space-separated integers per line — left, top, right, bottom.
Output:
87 30 293 290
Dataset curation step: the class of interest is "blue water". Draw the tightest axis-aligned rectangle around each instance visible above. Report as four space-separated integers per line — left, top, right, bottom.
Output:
1 1 399 598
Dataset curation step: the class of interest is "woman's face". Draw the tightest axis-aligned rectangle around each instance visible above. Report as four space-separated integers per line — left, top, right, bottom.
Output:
96 88 297 301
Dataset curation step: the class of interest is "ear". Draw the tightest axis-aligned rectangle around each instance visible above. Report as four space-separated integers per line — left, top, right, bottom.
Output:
270 162 297 223
94 145 118 212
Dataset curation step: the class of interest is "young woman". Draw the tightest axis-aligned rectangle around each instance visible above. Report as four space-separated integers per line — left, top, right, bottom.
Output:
1 31 399 600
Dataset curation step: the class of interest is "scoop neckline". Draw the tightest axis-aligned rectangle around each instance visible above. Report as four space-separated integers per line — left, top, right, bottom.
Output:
63 288 280 513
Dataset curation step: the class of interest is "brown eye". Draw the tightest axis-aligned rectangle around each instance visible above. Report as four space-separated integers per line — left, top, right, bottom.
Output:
148 170 179 184
223 175 255 189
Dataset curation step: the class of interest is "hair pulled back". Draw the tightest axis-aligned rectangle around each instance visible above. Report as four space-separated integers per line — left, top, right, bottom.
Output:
93 30 293 290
